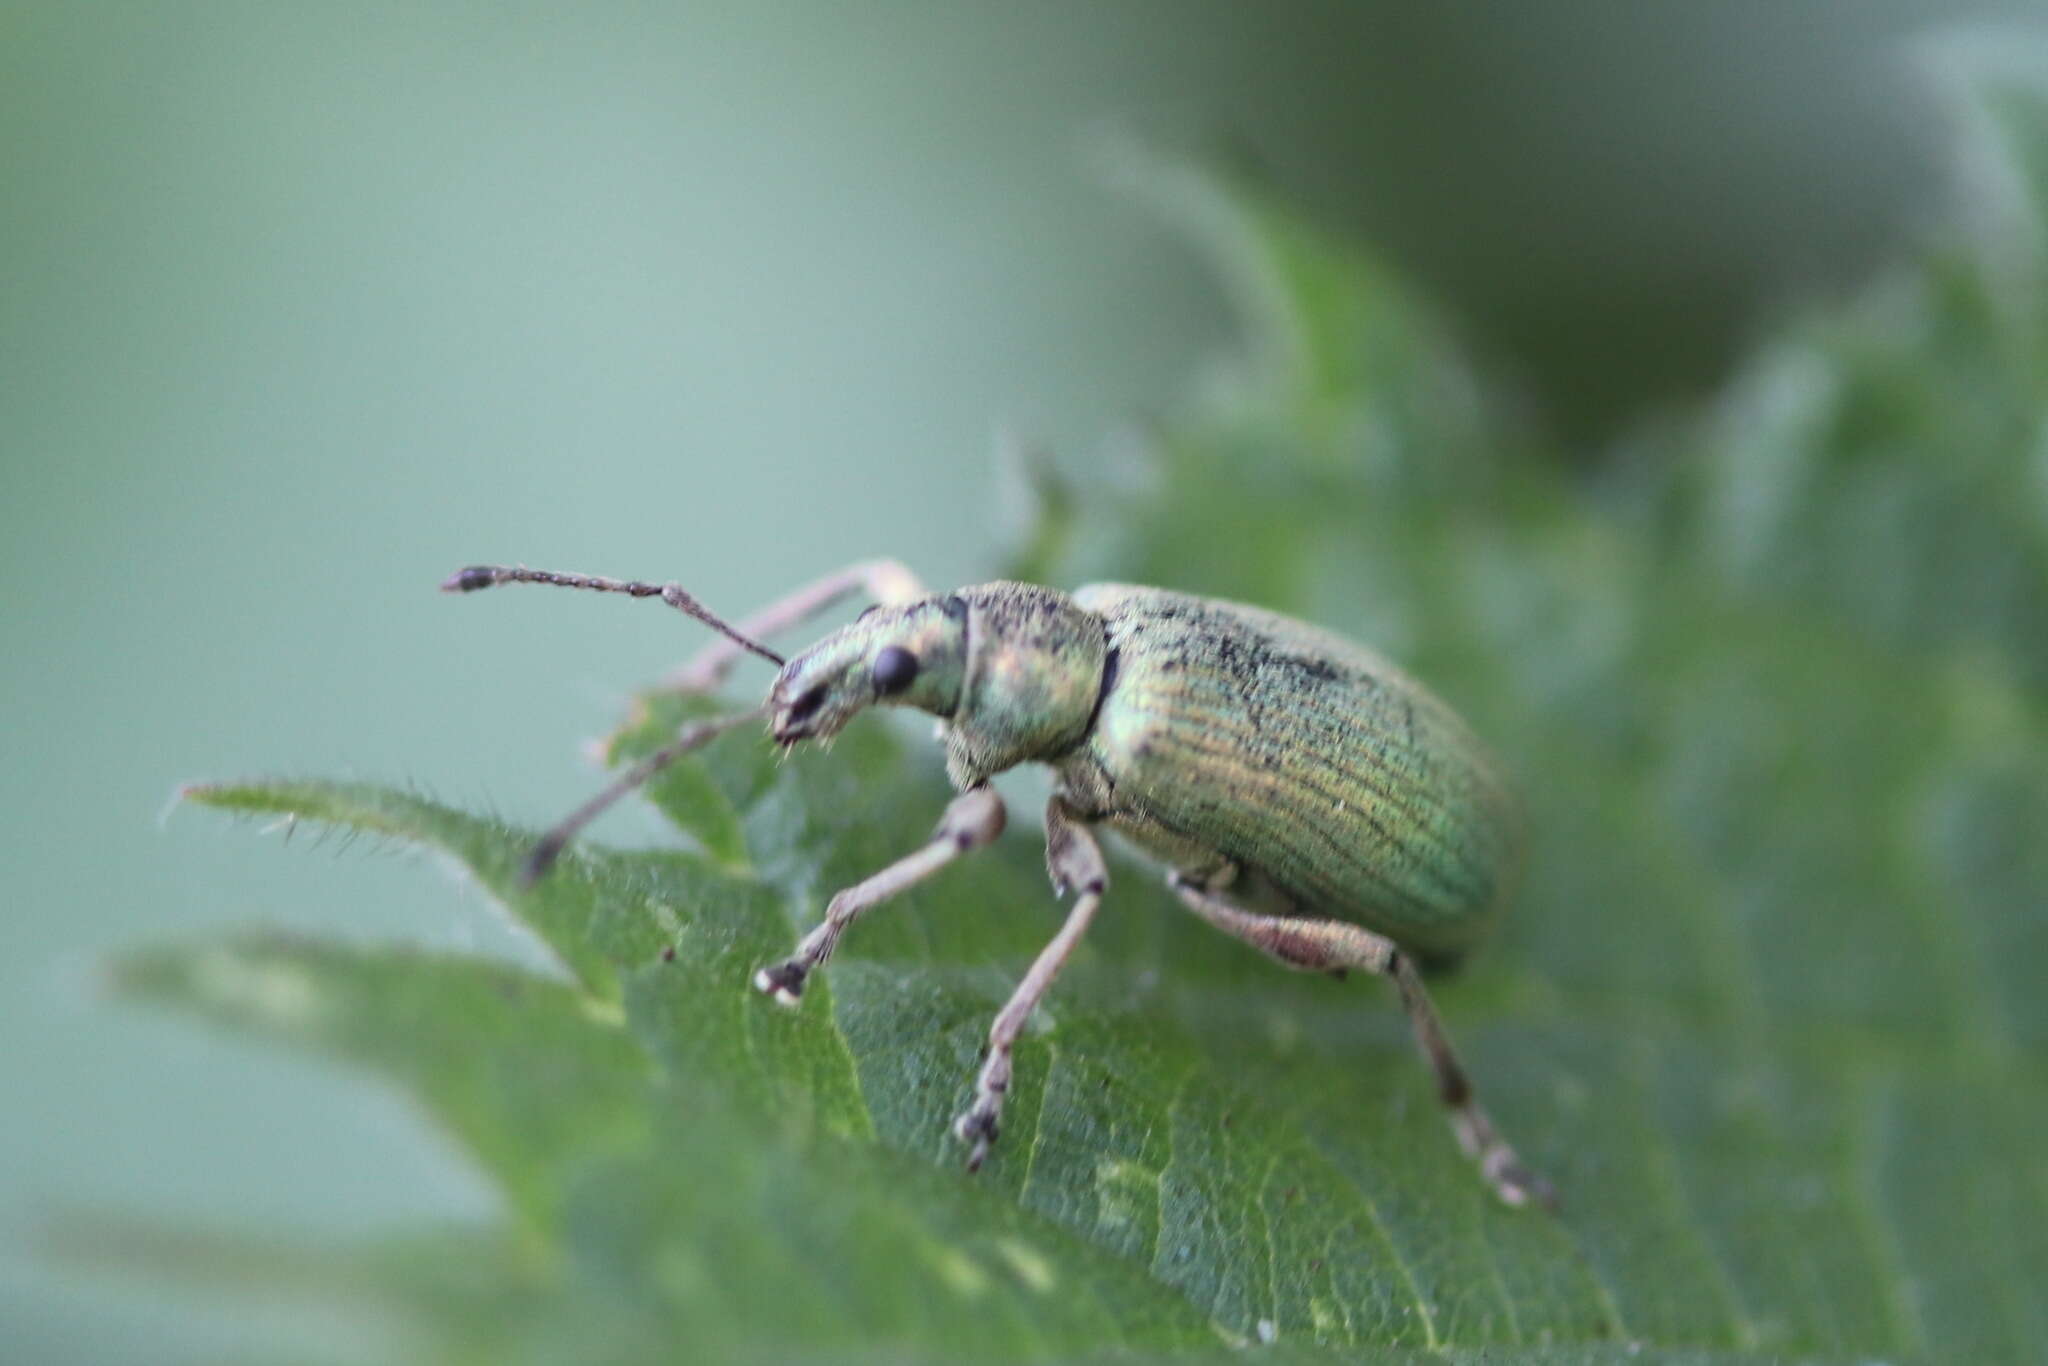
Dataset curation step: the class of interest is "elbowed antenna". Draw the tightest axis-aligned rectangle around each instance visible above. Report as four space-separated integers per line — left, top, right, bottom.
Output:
442 564 787 667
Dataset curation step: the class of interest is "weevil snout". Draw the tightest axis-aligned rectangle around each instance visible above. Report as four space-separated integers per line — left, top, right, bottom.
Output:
767 671 839 746
767 598 967 746
765 637 876 745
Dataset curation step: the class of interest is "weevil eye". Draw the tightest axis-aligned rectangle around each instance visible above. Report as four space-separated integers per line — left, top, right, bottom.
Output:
871 645 919 695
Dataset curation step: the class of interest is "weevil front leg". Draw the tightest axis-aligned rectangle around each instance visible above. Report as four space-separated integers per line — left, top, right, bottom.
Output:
753 785 1005 1005
667 559 929 693
523 705 767 884
954 797 1108 1171
1169 871 1555 1210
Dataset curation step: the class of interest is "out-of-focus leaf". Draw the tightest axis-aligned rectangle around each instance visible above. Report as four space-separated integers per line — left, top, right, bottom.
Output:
95 841 1225 1363
92 75 2048 1366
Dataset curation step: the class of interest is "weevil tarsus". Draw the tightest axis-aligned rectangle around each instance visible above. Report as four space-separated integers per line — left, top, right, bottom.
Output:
753 784 1006 1005
1388 952 1557 1210
956 795 1108 1171
1169 870 1555 1210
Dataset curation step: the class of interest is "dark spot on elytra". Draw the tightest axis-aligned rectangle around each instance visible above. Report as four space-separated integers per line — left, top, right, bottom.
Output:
1285 653 1341 683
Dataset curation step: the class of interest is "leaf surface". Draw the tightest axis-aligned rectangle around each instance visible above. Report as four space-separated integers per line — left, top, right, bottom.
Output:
89 84 2048 1366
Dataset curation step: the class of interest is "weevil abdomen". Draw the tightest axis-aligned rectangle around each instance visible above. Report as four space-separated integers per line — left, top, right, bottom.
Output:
1061 584 1520 963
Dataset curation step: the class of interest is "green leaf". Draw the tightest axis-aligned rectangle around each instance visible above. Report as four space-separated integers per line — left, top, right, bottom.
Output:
98 84 2048 1366
111 931 649 1234
97 887 1224 1362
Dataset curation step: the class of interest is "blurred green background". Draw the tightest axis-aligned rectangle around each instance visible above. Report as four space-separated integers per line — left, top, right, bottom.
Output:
3 4 2035 1361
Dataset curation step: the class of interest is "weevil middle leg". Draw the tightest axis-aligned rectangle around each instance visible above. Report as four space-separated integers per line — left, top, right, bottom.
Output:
754 785 1006 1005
1168 871 1555 1210
954 796 1108 1171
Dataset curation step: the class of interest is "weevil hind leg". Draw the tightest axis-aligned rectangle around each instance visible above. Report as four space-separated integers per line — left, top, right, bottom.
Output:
954 796 1108 1171
667 559 931 693
1167 871 1555 1211
752 785 1004 1005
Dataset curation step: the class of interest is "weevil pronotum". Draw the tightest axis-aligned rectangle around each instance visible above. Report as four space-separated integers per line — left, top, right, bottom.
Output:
445 559 1554 1208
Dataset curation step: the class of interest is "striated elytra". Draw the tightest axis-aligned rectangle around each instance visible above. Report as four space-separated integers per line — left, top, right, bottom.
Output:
446 559 1552 1209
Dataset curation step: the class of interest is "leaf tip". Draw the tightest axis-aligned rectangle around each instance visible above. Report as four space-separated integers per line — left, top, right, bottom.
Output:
177 780 254 812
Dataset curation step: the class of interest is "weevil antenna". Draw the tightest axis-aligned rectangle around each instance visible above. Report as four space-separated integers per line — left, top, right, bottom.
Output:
442 564 787 667
520 706 766 886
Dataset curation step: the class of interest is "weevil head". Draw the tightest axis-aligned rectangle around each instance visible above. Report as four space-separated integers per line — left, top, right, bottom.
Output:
766 583 1110 787
767 595 970 747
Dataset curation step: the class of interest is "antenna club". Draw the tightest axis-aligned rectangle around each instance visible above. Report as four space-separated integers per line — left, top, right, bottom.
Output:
444 566 499 593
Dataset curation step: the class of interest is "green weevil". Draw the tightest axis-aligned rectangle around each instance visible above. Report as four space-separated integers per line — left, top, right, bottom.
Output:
445 558 1552 1208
